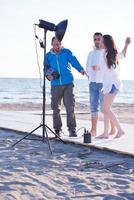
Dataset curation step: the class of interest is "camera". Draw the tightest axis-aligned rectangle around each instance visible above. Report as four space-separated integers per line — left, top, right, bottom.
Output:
45 65 60 80
51 70 60 79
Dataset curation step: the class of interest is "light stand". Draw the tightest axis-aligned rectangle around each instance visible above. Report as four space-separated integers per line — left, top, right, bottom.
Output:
12 19 68 154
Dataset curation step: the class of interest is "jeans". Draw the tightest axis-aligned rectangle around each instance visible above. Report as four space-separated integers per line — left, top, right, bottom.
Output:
51 83 76 131
109 84 119 94
89 82 103 118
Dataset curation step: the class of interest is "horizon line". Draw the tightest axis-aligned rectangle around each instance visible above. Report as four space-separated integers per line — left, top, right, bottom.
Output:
0 76 133 81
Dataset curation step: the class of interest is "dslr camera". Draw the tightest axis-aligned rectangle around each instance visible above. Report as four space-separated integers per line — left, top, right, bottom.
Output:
45 65 60 80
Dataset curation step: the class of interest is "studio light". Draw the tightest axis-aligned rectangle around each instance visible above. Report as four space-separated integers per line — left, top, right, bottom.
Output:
12 19 68 154
38 19 68 41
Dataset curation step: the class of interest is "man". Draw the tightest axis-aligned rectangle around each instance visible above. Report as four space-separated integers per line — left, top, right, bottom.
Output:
86 33 130 137
86 32 105 137
45 37 85 137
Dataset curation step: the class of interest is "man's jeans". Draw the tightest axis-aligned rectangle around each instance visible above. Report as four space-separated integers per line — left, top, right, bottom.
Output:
51 83 76 131
89 82 103 118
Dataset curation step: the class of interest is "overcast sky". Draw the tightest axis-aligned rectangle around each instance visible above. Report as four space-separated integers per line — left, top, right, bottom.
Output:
0 0 134 79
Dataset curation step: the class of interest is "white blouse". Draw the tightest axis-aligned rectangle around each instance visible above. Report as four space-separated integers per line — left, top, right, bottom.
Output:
102 52 124 94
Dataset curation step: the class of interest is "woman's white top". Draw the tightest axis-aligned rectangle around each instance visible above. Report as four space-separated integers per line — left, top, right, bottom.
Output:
102 52 124 94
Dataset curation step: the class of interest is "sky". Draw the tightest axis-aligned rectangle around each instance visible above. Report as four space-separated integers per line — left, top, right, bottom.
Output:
0 0 134 80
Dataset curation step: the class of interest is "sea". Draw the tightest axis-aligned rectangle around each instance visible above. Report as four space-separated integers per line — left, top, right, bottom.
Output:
0 78 134 105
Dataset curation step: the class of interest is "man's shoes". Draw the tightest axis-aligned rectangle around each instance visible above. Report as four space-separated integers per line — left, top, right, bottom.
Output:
55 130 61 137
69 130 77 137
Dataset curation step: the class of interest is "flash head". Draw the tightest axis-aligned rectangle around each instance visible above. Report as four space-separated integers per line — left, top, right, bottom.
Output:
38 19 68 42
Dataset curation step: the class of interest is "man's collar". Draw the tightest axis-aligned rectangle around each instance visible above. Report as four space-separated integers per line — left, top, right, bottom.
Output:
50 47 64 54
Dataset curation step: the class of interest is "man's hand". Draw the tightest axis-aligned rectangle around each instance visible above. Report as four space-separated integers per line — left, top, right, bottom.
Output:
46 75 53 81
80 69 86 75
92 65 100 71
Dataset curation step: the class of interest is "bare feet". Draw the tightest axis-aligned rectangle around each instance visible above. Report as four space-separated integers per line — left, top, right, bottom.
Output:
90 131 96 137
114 131 125 139
96 133 109 139
109 128 117 135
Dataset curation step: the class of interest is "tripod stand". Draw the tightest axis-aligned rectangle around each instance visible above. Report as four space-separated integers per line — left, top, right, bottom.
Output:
12 28 65 154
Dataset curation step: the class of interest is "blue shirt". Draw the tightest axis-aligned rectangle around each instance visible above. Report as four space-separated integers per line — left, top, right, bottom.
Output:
45 48 84 86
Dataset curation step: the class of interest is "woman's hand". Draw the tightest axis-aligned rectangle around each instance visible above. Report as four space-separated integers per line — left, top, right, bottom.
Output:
125 37 131 46
122 37 131 57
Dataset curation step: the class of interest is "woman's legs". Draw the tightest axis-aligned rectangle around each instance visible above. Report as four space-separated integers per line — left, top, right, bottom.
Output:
97 93 124 138
97 94 112 138
109 106 125 138
109 120 117 135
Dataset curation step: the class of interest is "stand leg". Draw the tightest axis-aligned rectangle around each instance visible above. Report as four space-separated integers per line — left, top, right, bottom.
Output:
45 124 66 143
44 126 53 154
12 124 42 147
11 123 65 154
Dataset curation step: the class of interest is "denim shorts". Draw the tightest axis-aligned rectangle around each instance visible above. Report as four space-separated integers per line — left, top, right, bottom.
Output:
89 82 103 118
109 84 119 94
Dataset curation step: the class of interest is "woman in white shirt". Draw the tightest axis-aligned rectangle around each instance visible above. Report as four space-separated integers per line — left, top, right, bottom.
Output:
97 35 131 139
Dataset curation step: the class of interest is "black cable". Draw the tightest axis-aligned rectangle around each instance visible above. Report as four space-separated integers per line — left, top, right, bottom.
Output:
62 126 86 138
33 24 44 126
33 24 43 89
76 127 86 138
76 127 86 134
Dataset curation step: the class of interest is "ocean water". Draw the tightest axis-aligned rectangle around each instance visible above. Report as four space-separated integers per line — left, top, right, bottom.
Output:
0 78 133 105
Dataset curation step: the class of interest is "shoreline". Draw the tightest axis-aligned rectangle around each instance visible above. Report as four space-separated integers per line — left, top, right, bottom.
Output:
0 102 134 124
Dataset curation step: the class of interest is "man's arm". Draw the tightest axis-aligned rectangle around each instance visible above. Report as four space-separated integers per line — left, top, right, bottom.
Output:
67 49 86 75
122 37 131 57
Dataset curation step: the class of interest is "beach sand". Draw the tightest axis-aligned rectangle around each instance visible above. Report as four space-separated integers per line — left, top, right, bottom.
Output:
0 102 134 199
0 102 134 124
0 129 134 200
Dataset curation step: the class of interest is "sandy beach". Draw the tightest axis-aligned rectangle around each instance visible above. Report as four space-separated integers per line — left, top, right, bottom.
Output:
0 102 134 124
1 0 134 197
0 102 134 199
0 128 134 200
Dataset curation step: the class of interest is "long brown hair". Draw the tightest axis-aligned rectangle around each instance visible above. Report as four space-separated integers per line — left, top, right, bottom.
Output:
103 35 118 69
